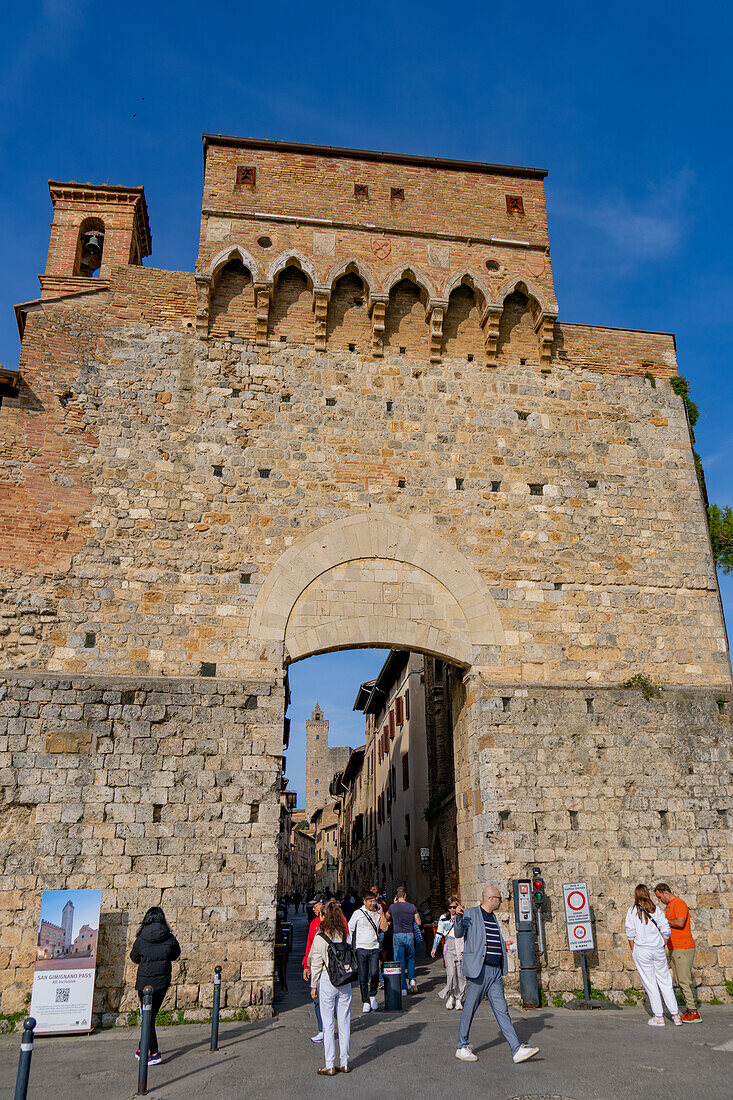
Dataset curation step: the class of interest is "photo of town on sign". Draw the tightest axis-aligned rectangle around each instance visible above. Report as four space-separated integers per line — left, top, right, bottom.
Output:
35 890 101 972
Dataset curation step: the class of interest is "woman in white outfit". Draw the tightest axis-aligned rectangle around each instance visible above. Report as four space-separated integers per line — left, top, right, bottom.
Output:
431 897 466 1010
625 883 682 1027
309 900 353 1075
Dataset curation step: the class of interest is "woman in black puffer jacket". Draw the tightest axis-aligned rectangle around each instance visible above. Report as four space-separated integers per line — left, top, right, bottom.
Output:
130 907 181 1064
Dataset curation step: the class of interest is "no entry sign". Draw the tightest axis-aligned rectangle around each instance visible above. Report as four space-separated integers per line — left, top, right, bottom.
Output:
562 882 594 951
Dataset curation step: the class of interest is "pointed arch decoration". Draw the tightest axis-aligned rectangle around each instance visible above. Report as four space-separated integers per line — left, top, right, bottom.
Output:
205 244 261 284
442 269 493 310
324 257 379 302
496 274 553 316
267 249 321 289
383 264 438 301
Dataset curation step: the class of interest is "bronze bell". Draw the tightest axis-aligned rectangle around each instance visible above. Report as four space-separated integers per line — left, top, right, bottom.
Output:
83 232 103 254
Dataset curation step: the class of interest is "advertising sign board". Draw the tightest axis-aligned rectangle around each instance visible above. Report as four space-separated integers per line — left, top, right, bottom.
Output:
562 882 594 952
29 889 102 1035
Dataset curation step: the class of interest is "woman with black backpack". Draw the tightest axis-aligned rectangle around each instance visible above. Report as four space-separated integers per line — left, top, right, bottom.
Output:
129 906 181 1065
309 900 355 1075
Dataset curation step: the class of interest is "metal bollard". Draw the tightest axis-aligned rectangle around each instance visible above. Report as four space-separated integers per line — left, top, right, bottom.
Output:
14 1017 36 1100
136 985 154 1096
210 966 222 1052
383 962 403 1011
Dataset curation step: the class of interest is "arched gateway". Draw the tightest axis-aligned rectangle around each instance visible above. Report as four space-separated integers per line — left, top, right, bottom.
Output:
0 137 730 1024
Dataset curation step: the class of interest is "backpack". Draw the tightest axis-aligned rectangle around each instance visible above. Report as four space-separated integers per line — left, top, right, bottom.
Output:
318 931 357 986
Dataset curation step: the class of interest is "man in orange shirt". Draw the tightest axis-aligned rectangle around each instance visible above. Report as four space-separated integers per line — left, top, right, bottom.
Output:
654 882 700 1022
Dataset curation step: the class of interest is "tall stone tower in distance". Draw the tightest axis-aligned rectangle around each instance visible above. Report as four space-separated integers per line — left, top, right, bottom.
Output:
305 704 329 820
61 900 74 948
305 704 352 820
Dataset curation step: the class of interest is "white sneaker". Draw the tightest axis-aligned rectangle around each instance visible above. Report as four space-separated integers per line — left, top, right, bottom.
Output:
456 1046 478 1062
673 1014 683 1026
648 1016 665 1027
445 995 455 1010
512 1044 540 1063
455 998 463 1011
362 1002 371 1013
310 1032 324 1043
409 980 418 993
369 996 379 1011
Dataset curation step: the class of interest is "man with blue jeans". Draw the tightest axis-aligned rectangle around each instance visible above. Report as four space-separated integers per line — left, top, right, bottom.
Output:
386 886 421 993
454 885 539 1064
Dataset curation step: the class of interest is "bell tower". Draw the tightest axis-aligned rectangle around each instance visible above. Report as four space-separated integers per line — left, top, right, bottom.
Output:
41 180 151 298
305 703 329 820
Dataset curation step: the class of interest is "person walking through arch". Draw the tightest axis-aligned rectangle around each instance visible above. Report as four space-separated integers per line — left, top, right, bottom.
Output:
385 886 421 993
625 883 682 1027
453 886 539 1064
348 890 382 1013
129 906 181 1066
309 900 355 1075
432 896 466 1010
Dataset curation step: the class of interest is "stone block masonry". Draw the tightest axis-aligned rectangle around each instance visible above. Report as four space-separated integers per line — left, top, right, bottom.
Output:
0 135 731 1012
0 671 284 1021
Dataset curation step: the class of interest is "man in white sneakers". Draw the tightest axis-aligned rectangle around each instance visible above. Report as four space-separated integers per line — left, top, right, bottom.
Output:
348 890 382 1013
453 885 539 1065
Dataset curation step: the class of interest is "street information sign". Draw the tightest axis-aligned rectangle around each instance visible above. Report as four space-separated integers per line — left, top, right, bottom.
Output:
562 882 594 951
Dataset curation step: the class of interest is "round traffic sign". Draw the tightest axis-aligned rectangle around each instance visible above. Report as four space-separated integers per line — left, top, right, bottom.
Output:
573 924 588 939
566 891 586 911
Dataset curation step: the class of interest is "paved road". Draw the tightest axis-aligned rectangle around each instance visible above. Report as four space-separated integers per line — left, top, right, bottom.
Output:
1 911 731 1099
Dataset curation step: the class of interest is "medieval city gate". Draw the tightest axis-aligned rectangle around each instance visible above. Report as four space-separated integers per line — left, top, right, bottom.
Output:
0 136 731 1023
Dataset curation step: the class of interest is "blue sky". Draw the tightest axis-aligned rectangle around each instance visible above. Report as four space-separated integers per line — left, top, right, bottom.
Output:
1 3 730 805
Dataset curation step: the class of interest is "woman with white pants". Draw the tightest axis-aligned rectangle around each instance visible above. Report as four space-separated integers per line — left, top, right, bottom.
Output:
309 900 353 1075
625 883 682 1027
432 897 466 1010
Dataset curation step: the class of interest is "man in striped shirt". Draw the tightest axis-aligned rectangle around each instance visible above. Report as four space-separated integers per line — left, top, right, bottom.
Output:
453 885 539 1064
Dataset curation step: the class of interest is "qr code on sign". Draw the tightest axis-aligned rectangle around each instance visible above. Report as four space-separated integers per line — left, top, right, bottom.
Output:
55 988 70 1003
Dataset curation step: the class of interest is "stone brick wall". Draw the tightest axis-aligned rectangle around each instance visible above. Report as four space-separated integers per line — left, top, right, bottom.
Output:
1 135 731 1013
457 681 733 999
0 671 283 1021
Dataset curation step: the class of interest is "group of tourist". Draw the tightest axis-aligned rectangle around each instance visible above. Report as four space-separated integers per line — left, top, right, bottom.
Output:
127 880 701 1071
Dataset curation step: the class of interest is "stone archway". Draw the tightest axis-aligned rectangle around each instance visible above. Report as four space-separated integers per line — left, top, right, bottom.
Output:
249 510 504 666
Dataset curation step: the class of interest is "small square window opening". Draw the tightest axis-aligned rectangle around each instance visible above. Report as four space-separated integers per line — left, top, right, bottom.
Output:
391 187 405 201
236 166 256 186
506 194 524 213
354 183 369 198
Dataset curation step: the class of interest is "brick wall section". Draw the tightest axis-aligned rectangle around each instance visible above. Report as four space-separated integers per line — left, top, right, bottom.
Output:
0 671 283 1021
200 142 551 250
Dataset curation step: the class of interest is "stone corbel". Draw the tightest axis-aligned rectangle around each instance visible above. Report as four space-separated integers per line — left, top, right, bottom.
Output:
427 298 448 364
480 305 503 367
313 287 331 352
534 309 557 366
254 281 273 347
194 274 212 337
370 294 388 358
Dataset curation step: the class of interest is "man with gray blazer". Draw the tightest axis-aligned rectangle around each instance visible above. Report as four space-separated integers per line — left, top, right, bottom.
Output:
453 885 539 1063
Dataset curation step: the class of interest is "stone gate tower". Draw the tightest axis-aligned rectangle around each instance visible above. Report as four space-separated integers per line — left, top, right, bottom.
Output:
0 135 731 1022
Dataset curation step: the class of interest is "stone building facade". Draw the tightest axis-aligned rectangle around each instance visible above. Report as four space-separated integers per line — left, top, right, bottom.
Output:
0 135 731 1020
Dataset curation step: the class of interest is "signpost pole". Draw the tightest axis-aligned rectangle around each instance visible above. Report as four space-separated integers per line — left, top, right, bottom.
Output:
13 1017 36 1100
579 950 591 1004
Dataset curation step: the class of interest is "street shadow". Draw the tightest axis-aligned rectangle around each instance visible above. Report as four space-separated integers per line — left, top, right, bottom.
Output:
471 1009 552 1055
162 1019 281 1065
348 1020 427 1067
